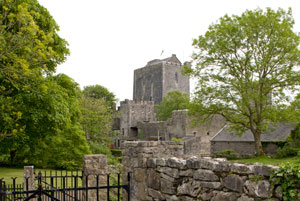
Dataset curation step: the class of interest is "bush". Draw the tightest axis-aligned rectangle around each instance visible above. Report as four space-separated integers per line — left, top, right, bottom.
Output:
276 145 299 158
111 149 122 157
171 137 182 143
270 163 300 200
89 142 111 155
214 149 237 160
89 142 121 166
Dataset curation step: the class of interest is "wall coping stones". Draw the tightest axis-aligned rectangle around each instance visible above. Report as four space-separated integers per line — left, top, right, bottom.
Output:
165 157 187 169
121 140 284 201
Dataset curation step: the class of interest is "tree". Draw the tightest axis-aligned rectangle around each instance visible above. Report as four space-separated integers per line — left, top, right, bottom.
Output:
0 0 75 165
83 85 116 110
81 85 116 155
80 96 113 143
155 90 190 121
0 74 90 167
0 0 69 140
32 74 90 169
186 8 300 155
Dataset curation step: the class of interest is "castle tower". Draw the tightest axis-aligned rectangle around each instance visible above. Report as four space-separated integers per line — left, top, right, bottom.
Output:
133 54 190 105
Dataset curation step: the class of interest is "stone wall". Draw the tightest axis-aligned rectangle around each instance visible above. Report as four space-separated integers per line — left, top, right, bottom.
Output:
120 99 156 139
183 137 202 156
133 63 164 105
135 110 226 155
211 141 281 157
211 141 256 156
133 54 189 105
122 141 283 201
137 121 166 140
162 61 190 99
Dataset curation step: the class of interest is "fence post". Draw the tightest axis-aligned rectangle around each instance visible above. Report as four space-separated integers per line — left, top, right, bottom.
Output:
24 166 34 191
0 179 4 201
83 154 108 201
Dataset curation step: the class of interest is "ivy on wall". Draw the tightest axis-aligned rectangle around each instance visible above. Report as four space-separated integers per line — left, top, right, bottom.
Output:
270 163 300 200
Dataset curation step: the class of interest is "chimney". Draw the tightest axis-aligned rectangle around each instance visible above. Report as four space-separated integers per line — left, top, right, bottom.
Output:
184 61 191 66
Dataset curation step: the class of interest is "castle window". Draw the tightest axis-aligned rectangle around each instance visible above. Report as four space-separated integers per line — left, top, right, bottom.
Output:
175 72 178 83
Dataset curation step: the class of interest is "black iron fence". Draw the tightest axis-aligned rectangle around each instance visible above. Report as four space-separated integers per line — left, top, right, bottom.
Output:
0 171 130 201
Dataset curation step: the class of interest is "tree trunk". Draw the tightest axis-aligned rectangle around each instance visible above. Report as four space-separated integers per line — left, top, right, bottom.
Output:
252 130 265 156
10 150 16 165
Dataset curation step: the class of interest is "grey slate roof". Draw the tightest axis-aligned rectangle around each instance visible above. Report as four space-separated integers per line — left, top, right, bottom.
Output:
211 122 295 142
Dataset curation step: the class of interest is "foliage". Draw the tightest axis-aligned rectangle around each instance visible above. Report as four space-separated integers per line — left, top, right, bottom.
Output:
88 142 119 165
0 0 73 166
276 146 299 158
81 85 118 160
89 141 112 156
186 8 300 156
171 137 183 143
111 149 122 157
0 74 90 169
83 85 116 110
214 149 237 160
0 0 69 138
249 175 264 183
80 96 113 143
276 124 300 158
155 90 190 121
38 122 90 170
270 163 300 200
36 75 90 170
287 123 300 146
261 141 286 149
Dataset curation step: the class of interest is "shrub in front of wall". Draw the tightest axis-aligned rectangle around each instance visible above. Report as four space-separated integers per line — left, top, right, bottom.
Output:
214 149 237 160
276 145 299 158
270 163 300 201
111 149 122 157
171 137 183 143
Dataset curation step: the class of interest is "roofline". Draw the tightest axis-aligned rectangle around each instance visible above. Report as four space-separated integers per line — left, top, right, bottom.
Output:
210 125 227 141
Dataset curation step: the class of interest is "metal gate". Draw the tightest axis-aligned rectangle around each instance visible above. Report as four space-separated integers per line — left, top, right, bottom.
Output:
0 171 130 201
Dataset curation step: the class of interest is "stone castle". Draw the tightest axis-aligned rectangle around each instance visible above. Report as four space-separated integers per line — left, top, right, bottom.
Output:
116 54 225 156
133 54 189 104
114 54 292 157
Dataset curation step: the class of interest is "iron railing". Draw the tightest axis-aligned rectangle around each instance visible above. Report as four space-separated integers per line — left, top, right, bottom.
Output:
0 171 130 201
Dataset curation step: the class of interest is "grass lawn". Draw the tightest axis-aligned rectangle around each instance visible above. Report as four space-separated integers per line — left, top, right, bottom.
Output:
0 167 24 184
229 156 300 165
0 167 83 186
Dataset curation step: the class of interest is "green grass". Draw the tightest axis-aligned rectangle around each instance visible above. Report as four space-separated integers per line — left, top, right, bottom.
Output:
229 156 300 165
0 167 83 186
0 167 24 184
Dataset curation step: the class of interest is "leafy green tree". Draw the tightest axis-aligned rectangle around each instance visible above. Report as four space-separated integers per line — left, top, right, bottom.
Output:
31 74 90 169
80 85 118 159
186 8 300 155
83 85 116 110
0 0 80 165
80 96 113 144
156 90 190 121
0 0 69 141
0 74 90 167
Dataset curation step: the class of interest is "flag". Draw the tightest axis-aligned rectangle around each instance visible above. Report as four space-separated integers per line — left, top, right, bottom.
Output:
160 50 164 56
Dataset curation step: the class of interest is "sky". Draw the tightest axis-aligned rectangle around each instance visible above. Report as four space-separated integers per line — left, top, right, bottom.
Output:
38 0 300 103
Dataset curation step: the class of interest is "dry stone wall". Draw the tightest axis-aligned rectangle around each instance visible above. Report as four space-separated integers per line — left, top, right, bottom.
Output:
122 141 283 201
